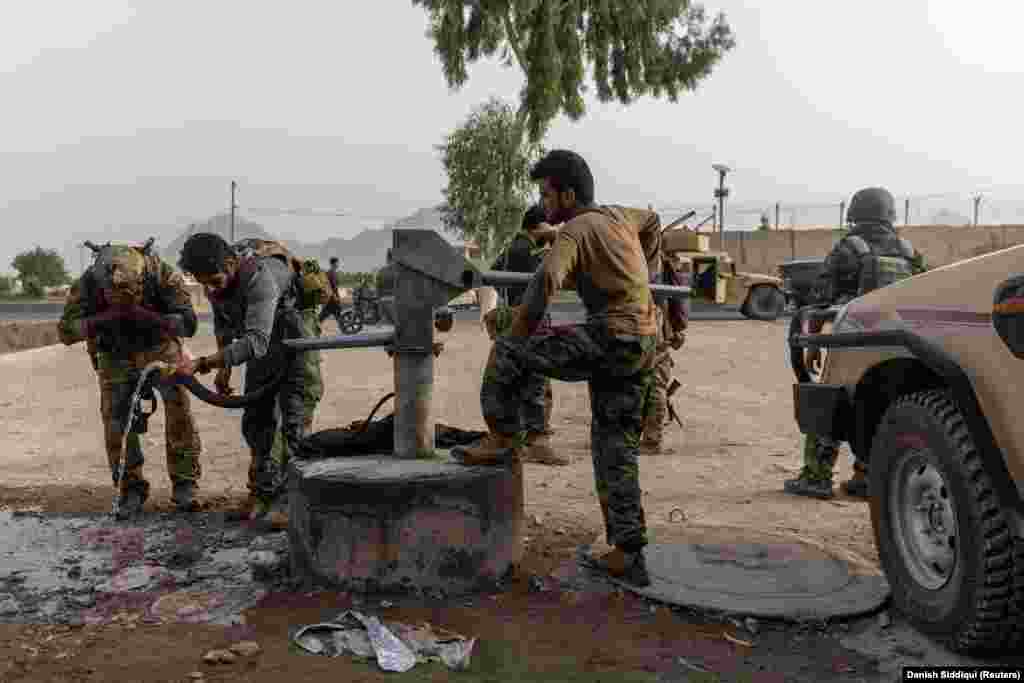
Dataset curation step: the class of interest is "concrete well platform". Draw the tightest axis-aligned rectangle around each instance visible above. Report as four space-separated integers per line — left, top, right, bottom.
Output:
287 453 524 595
600 529 891 621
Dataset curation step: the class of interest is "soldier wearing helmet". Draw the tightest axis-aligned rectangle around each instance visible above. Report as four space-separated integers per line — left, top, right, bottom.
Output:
785 187 927 500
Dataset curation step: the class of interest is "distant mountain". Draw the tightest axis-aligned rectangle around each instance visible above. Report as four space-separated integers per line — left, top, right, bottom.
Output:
161 205 453 273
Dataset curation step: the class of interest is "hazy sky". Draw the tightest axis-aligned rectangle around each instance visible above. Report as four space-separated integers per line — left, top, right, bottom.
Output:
1 0 1022 274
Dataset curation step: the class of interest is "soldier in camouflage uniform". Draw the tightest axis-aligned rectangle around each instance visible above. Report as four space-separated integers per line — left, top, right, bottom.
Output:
640 250 688 454
176 234 314 528
58 240 202 519
785 187 927 499
484 205 564 465
453 150 661 587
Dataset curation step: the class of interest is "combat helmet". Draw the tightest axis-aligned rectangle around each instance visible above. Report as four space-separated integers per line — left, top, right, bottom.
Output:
846 187 897 225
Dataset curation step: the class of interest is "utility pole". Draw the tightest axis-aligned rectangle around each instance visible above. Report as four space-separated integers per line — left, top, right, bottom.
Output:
230 181 238 242
775 202 780 230
839 202 846 229
904 198 910 226
973 195 983 227
712 164 731 250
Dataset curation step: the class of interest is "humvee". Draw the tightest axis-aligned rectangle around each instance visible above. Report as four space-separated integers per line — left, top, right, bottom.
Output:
788 245 1024 654
663 229 787 321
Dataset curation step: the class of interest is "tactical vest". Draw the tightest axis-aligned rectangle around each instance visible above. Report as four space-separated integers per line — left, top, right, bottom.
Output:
842 234 916 296
80 245 164 354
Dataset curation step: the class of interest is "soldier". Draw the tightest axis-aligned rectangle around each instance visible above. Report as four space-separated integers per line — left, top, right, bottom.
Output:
484 205 564 465
453 150 661 587
640 249 688 454
175 234 314 528
317 257 344 331
376 249 395 325
58 240 202 519
785 187 927 499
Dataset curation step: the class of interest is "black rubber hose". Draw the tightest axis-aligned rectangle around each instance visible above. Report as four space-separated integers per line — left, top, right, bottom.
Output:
165 367 287 409
357 392 395 433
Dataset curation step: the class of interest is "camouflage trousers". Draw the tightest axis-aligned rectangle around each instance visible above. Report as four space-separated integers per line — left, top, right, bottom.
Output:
641 345 674 444
484 324 656 551
801 434 868 481
269 308 324 472
242 308 309 503
489 304 554 434
97 338 202 499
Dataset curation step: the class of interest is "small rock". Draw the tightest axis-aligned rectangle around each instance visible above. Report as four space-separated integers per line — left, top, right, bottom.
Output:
202 648 236 664
188 672 205 680
379 600 393 608
877 611 891 628
744 617 759 635
554 528 566 535
228 640 261 657
68 567 82 580
531 514 543 525
528 576 545 593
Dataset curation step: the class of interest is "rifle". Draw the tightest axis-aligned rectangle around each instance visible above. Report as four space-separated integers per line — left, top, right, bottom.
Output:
666 378 684 430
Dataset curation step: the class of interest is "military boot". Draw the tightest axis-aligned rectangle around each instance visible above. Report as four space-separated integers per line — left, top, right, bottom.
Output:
521 431 569 465
590 547 651 587
250 495 289 532
172 481 199 512
226 494 261 522
451 432 523 466
114 486 147 521
783 468 835 499
841 464 869 498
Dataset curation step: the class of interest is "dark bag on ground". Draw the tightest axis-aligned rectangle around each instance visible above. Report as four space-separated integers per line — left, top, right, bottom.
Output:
297 414 486 458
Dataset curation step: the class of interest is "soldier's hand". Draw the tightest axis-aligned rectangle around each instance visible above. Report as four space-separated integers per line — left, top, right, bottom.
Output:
669 331 686 349
214 368 233 396
483 308 500 340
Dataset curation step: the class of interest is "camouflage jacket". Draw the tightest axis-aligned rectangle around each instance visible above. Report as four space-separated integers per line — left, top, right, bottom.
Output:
58 253 196 359
821 223 927 302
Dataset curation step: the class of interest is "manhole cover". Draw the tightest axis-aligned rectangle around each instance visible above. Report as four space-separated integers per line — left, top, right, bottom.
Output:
606 542 890 620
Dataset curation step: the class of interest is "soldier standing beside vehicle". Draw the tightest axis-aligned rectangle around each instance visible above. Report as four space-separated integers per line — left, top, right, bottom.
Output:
454 149 661 587
318 257 344 331
58 240 203 519
484 205 563 464
784 187 927 499
175 234 315 528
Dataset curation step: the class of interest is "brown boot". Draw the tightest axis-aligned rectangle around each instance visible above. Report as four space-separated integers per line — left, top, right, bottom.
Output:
451 432 523 466
639 439 675 455
522 432 569 465
589 547 651 587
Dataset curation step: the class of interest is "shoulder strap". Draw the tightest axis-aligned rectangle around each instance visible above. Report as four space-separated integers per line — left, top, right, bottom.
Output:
843 235 872 257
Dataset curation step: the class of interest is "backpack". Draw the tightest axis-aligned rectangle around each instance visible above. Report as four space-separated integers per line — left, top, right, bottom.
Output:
842 234 916 296
232 238 330 309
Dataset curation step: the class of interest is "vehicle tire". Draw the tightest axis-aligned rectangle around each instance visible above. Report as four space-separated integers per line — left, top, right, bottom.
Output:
1010 537 1024 649
360 301 381 326
339 310 363 335
869 389 1016 653
742 285 786 321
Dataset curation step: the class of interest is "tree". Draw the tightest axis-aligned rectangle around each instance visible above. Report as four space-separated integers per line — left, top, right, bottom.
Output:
437 98 546 264
12 246 71 290
0 275 13 296
414 0 736 143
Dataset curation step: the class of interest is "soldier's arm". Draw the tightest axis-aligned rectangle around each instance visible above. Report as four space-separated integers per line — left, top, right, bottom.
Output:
57 278 87 345
516 233 580 334
819 242 855 303
617 207 663 270
156 261 198 338
215 265 281 368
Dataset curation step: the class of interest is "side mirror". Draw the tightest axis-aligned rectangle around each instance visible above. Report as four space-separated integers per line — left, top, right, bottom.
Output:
992 275 1024 358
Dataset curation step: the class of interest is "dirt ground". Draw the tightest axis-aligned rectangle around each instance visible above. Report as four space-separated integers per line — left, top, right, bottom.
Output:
0 318 1019 681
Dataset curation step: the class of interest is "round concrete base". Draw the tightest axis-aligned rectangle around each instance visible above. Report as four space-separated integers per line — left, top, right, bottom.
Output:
287 453 523 595
605 540 890 621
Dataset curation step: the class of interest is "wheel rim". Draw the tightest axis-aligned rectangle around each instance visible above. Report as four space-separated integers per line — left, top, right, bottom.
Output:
751 287 783 317
889 449 958 590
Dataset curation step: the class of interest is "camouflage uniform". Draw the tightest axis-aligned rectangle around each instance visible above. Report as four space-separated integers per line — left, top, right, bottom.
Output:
210 240 311 506
788 193 926 498
58 245 202 508
641 305 675 450
459 205 662 552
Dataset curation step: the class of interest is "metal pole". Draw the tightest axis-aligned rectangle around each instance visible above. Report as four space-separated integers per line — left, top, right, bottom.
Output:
904 198 910 226
775 202 780 230
716 171 727 251
973 195 982 227
230 181 237 242
839 202 845 229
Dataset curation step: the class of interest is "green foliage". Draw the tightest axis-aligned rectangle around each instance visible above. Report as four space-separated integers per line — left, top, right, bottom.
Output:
11 246 72 288
336 272 377 288
437 98 546 263
21 275 44 299
0 275 13 295
413 0 736 142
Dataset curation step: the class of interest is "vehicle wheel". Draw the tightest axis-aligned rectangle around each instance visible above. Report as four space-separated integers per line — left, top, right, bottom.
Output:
742 285 786 321
361 302 381 326
869 389 1016 653
339 310 363 335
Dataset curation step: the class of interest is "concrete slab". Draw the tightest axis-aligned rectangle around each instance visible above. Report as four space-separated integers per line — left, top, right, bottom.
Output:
603 540 890 621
